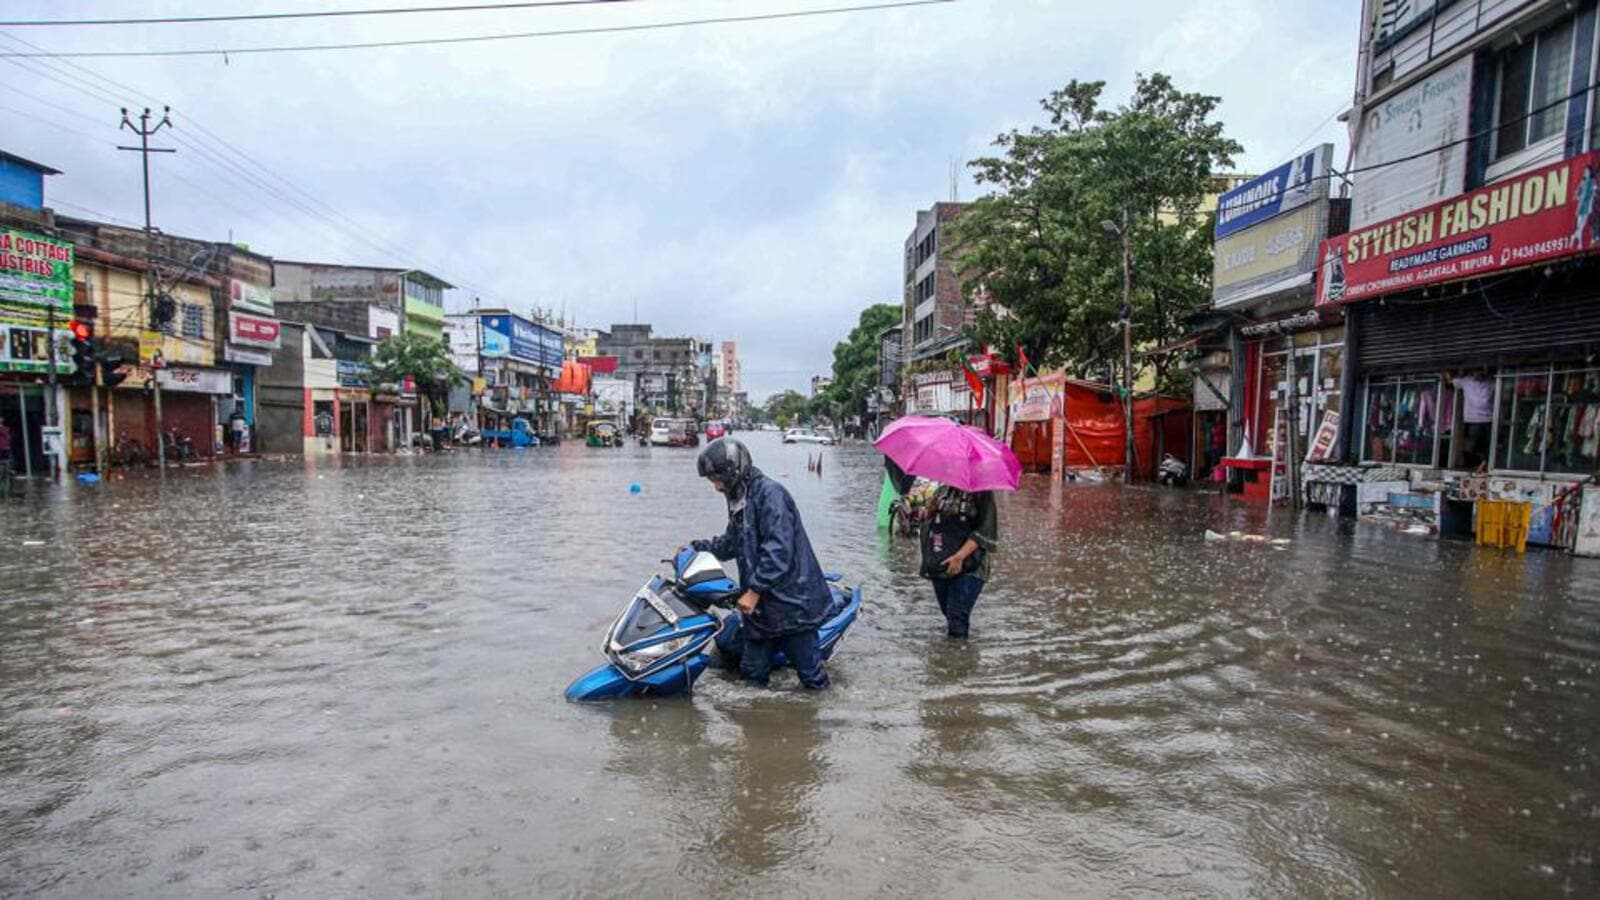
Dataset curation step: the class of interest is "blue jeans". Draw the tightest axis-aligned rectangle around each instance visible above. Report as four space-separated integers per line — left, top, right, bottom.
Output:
740 629 830 690
931 575 985 638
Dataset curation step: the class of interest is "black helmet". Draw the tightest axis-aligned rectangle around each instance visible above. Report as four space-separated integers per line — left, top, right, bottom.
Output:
698 437 753 497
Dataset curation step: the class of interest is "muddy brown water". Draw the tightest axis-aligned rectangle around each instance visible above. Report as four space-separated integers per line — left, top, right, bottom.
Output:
2 433 1597 897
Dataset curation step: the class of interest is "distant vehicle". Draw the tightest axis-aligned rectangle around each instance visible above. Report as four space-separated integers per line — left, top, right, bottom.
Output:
481 417 540 448
705 420 727 440
649 418 700 448
783 427 834 446
586 421 621 448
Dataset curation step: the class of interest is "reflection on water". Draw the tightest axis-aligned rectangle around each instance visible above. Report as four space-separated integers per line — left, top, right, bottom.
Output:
1 435 1597 897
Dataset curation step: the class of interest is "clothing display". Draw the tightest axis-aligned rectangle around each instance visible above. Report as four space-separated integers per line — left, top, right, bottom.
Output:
1456 376 1494 423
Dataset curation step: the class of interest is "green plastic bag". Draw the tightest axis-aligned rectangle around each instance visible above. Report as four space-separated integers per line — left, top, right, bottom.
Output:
875 472 899 530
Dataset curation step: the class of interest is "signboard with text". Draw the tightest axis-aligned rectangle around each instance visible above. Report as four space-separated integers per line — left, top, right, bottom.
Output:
229 279 275 315
1213 202 1325 307
1214 144 1331 239
0 228 73 322
1350 54 1471 229
156 366 232 394
229 311 282 349
1317 151 1600 307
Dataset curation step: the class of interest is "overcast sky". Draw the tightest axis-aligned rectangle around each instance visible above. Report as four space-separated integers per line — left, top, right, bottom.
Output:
3 0 1359 399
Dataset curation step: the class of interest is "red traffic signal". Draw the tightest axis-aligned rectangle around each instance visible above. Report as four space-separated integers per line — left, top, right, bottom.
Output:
69 319 93 342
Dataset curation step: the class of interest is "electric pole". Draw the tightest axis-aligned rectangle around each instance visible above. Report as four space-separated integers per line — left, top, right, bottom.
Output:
1120 206 1134 484
118 106 175 472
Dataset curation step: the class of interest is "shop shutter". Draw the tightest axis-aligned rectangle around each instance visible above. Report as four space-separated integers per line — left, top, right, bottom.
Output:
1355 269 1600 373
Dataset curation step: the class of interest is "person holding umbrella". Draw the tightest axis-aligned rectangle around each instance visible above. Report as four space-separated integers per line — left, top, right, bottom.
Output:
875 416 1019 640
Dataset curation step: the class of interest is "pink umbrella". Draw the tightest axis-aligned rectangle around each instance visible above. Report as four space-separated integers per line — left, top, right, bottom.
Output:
874 416 1021 493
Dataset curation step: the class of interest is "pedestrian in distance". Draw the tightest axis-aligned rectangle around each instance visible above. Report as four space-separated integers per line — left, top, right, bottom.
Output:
689 437 833 690
918 483 998 640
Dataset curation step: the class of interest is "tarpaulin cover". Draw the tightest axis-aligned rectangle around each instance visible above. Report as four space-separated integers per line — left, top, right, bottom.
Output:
579 355 618 374
552 360 592 395
1016 378 1191 477
1061 381 1126 469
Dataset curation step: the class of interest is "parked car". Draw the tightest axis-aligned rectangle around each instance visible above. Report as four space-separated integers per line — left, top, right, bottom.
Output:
650 418 700 448
782 427 834 445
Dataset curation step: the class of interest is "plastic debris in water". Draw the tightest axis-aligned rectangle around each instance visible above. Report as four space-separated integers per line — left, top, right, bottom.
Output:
76 472 100 484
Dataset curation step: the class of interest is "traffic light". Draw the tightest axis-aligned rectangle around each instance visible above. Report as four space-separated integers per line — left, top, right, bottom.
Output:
68 319 94 384
95 343 129 390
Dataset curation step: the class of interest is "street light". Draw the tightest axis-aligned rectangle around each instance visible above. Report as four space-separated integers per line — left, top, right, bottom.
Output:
1102 209 1135 483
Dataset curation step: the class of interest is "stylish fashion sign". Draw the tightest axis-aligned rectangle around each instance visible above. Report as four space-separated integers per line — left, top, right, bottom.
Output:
1316 151 1600 307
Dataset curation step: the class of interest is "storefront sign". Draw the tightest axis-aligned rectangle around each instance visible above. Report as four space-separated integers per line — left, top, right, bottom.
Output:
0 323 65 374
1237 309 1331 338
229 311 282 349
1213 203 1325 307
481 314 557 367
228 279 275 315
1304 410 1340 462
223 343 273 366
1317 151 1600 307
1350 54 1471 228
156 366 232 394
337 359 371 387
0 229 73 317
1215 144 1332 239
1008 372 1065 422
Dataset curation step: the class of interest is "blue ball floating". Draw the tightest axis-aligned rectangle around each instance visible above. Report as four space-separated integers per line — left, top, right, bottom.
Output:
629 482 643 494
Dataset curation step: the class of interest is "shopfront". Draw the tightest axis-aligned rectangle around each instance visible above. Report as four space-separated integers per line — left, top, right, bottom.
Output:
0 227 73 479
1314 150 1600 546
221 280 279 454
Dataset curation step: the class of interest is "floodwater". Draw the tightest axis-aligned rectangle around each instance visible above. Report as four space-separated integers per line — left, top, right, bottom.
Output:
1 433 1597 898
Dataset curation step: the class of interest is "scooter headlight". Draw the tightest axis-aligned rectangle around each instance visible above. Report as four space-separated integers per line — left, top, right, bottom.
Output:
616 634 694 673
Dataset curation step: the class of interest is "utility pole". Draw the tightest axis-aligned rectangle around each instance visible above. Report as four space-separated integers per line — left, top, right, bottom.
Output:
118 106 175 472
1102 207 1136 483
45 304 59 482
1120 207 1134 484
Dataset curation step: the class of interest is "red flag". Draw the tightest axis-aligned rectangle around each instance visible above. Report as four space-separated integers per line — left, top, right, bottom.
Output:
962 358 985 405
1015 343 1030 378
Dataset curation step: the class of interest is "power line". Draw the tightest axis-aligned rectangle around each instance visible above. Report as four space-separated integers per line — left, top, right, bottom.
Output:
0 0 960 58
0 0 641 27
0 30 503 300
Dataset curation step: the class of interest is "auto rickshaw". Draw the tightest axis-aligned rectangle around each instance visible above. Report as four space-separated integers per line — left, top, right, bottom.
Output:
586 421 620 448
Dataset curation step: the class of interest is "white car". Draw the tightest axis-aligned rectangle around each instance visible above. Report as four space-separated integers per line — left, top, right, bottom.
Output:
783 428 834 445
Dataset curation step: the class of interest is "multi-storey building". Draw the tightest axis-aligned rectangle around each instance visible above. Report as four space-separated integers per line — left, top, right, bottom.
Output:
1295 0 1600 550
901 202 971 368
596 323 710 416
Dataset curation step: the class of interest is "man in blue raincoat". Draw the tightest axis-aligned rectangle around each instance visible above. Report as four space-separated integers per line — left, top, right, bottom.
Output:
691 437 833 690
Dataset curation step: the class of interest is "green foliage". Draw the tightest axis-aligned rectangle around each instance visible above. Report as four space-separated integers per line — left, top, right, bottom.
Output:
369 331 462 404
763 389 811 428
818 302 900 417
951 73 1239 391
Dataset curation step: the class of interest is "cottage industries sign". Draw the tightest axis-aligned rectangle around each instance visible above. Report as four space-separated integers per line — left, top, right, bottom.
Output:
1213 202 1325 307
0 228 73 317
1214 144 1332 239
1316 151 1600 307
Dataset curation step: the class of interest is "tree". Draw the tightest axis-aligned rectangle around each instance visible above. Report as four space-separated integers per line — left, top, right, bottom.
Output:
370 331 463 418
763 389 811 428
818 302 900 421
952 74 1240 392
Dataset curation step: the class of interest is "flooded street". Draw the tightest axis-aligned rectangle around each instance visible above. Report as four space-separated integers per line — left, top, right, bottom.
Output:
2 432 1597 897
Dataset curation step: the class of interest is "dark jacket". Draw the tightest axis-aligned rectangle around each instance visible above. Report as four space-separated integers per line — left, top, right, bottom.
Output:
693 467 833 639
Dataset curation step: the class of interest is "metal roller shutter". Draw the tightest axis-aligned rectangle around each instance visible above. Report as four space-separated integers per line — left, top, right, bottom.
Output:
1354 266 1600 373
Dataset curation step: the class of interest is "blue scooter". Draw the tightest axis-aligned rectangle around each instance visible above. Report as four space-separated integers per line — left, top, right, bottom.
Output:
564 548 862 701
